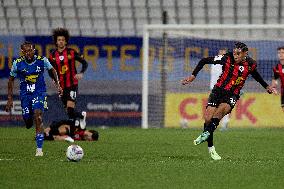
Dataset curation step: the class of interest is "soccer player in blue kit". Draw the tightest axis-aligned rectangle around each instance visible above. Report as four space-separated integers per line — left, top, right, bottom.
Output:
5 41 62 156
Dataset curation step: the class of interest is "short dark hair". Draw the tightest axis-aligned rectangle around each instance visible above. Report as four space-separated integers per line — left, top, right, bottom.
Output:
52 28 70 44
277 46 284 51
89 130 99 141
234 42 248 52
21 41 34 49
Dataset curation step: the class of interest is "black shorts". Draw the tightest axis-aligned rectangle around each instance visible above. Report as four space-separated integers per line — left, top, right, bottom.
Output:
61 86 78 107
207 87 240 109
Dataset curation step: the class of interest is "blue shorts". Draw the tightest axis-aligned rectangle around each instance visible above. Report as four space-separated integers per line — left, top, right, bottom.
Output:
21 92 48 120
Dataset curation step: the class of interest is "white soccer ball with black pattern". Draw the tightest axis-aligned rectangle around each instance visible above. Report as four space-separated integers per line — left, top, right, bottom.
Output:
66 144 84 162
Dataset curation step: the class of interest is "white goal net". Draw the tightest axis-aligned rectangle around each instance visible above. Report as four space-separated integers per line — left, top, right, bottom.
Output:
142 24 284 129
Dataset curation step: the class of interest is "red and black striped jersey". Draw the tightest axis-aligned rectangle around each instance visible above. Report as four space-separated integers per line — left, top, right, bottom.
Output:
273 63 284 89
48 119 86 141
192 52 268 95
49 48 88 89
73 129 85 141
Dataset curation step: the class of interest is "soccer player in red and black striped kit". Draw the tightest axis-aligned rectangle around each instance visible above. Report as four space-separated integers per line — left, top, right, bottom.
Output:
272 46 284 112
49 28 88 129
182 42 277 160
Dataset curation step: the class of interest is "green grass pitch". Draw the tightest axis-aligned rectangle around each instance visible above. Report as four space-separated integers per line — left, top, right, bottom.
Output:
0 127 283 189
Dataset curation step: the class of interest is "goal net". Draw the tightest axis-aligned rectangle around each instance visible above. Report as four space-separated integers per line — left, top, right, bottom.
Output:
142 24 284 129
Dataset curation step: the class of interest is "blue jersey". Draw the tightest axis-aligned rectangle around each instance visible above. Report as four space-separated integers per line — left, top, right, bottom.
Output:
10 55 53 96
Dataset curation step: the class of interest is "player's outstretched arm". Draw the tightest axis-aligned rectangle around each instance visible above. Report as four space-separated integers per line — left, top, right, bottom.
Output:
181 57 215 85
181 75 196 85
5 76 15 112
44 56 63 95
49 67 63 96
266 85 278 95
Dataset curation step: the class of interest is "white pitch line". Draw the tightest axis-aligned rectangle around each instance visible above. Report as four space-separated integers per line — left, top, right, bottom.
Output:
0 158 15 161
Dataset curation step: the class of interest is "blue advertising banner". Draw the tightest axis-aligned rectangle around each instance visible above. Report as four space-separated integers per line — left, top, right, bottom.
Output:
0 94 141 127
0 36 143 80
0 36 281 81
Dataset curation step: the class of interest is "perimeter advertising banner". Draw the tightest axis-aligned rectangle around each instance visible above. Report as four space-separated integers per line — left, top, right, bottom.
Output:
0 36 143 80
0 95 141 127
165 93 284 128
1 93 283 127
1 36 283 81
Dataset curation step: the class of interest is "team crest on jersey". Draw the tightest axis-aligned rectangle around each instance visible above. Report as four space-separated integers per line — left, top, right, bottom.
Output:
239 66 244 72
36 66 41 72
59 55 64 61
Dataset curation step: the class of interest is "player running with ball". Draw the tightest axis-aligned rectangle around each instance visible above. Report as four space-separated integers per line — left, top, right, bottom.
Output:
182 42 277 160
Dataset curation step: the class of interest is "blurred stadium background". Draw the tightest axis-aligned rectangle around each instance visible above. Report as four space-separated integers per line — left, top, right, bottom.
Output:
0 0 284 128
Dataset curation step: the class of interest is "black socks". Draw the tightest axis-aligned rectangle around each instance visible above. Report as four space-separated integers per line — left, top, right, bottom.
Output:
67 107 83 120
24 118 33 129
204 118 220 133
204 118 220 147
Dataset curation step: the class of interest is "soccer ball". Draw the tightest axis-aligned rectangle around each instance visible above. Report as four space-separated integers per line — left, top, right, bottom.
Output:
66 144 84 162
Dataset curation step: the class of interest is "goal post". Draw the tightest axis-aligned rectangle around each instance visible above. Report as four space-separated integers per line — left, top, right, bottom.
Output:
142 24 284 129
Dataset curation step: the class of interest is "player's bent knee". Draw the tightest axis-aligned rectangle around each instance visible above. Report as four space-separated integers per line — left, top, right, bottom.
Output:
35 115 42 122
204 114 213 123
66 101 75 108
204 111 213 123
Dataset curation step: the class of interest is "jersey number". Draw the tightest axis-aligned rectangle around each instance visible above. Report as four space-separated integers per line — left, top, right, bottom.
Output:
22 107 29 115
70 91 76 100
27 84 35 92
229 98 236 106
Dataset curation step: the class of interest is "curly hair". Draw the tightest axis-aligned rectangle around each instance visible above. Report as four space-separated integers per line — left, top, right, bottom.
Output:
234 42 248 52
52 28 70 44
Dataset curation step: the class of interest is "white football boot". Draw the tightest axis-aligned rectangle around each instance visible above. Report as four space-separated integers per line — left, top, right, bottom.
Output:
80 111 87 129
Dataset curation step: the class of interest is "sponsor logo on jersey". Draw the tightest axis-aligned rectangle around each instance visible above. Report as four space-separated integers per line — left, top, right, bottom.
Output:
60 65 69 75
232 77 244 85
25 74 39 83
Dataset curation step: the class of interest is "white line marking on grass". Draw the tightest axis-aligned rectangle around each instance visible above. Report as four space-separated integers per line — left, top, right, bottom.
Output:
0 158 14 161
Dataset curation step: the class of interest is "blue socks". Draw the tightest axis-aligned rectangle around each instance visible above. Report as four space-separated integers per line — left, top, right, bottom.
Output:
36 133 44 149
